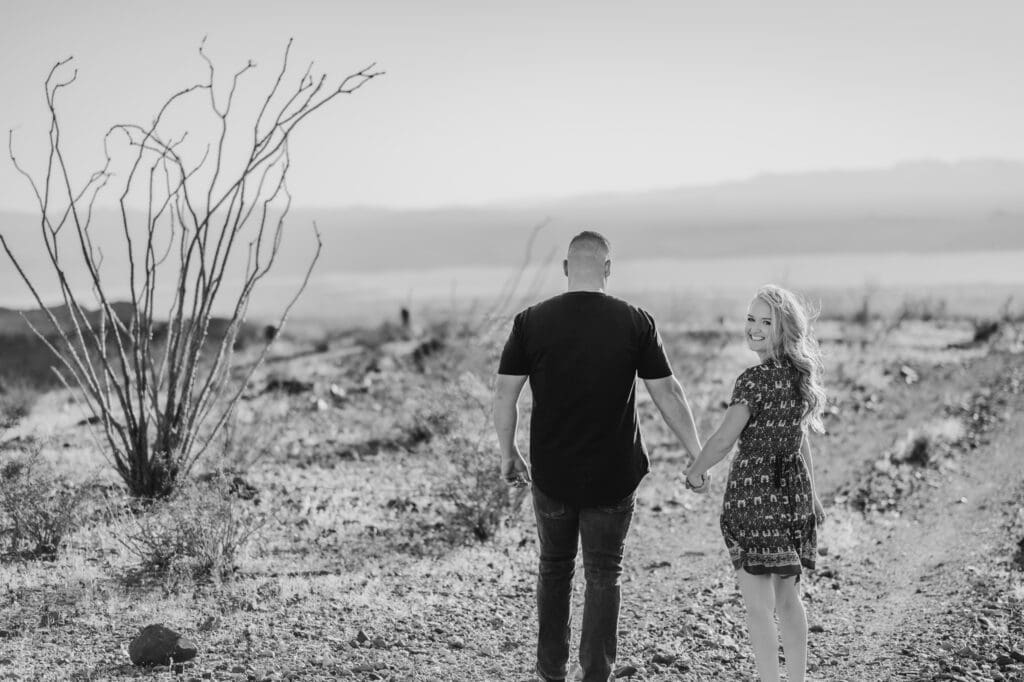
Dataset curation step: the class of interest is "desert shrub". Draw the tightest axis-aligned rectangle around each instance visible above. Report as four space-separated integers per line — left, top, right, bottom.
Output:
0 445 86 559
118 475 262 581
2 51 381 499
897 296 948 322
424 372 529 542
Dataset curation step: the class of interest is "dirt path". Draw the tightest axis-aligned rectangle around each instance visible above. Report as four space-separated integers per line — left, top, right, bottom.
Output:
826 360 1024 681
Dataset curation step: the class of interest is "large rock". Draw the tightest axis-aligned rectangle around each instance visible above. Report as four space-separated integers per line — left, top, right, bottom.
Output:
128 624 198 666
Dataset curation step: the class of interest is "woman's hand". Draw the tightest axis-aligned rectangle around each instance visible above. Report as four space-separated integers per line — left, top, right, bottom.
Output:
813 496 826 525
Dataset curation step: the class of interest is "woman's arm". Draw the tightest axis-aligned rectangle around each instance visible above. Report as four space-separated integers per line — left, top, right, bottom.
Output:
685 403 750 485
799 433 818 497
800 433 827 522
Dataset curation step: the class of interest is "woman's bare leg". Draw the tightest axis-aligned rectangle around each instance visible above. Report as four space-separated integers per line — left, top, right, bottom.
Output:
773 574 807 682
736 569 780 682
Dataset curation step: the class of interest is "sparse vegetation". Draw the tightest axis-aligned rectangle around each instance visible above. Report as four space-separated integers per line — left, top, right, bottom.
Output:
0 441 86 559
117 474 263 582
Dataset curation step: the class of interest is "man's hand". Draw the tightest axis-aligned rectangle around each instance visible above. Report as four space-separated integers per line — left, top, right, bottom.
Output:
684 469 710 494
502 449 531 488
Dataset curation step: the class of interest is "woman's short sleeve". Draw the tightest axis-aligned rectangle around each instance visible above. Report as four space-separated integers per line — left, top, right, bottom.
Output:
729 368 762 417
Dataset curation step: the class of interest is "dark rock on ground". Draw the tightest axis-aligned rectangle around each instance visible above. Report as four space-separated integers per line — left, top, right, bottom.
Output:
128 624 198 666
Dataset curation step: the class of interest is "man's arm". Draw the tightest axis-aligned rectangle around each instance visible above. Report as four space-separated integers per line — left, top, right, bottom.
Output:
493 373 530 482
642 375 703 458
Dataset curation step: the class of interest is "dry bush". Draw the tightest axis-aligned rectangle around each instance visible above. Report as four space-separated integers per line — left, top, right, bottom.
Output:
420 372 529 543
1 45 382 498
118 475 262 581
0 444 86 559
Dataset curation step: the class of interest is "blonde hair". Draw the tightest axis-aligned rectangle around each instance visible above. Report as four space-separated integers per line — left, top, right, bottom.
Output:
755 284 827 433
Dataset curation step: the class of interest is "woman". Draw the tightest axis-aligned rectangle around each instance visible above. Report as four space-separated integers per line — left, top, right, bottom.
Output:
686 284 827 682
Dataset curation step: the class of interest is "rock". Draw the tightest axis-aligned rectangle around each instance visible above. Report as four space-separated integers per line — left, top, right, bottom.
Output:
650 653 676 664
356 630 369 644
371 636 387 649
197 615 219 632
809 624 825 633
128 624 198 666
898 365 919 384
614 665 638 678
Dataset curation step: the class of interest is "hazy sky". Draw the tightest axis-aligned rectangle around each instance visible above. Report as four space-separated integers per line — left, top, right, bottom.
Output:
2 0 1022 211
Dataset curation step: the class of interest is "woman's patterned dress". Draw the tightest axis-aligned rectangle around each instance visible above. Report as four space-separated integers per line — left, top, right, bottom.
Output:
720 358 817 579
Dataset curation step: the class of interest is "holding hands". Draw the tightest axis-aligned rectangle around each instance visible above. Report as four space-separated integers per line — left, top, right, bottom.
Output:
684 468 711 494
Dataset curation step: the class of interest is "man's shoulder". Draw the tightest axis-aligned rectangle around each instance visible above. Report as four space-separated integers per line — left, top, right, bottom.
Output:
518 292 658 327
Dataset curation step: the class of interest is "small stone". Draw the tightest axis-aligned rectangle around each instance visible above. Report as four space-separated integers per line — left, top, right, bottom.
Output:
449 637 465 649
356 630 369 644
614 665 639 678
371 636 387 649
809 624 825 633
230 665 246 673
197 615 220 632
128 624 199 667
650 653 676 664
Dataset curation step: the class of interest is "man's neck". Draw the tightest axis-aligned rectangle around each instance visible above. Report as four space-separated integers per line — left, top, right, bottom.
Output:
567 282 605 293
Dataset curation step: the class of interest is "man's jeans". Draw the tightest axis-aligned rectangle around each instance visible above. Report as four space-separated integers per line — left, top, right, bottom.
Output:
532 485 635 682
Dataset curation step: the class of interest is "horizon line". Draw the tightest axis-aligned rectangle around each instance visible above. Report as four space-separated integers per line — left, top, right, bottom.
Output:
1 155 1022 215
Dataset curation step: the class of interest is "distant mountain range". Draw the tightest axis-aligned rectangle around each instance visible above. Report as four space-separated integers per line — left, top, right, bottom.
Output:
2 159 1023 310
279 159 1024 273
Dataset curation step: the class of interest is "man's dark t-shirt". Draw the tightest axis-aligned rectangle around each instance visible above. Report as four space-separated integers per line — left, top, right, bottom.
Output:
497 291 672 507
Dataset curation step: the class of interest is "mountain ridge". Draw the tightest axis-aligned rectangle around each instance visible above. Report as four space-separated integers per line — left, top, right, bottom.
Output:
2 159 1023 292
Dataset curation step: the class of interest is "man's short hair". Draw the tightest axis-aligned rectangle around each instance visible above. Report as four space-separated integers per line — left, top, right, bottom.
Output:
567 230 611 256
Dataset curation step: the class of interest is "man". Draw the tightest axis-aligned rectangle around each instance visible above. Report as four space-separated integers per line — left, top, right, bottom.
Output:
493 230 704 682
